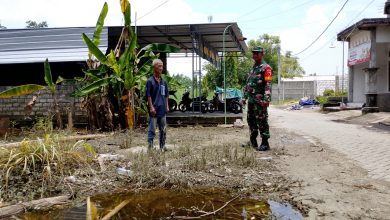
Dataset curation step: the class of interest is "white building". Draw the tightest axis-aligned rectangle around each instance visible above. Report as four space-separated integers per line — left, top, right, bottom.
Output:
337 1 390 112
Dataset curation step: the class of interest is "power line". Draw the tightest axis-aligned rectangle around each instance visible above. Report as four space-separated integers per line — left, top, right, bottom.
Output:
299 0 376 61
240 0 315 23
136 0 170 21
236 0 275 19
293 0 349 56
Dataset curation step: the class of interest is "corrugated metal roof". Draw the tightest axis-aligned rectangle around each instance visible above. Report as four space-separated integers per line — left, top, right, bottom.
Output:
0 27 108 64
0 23 247 65
337 18 390 41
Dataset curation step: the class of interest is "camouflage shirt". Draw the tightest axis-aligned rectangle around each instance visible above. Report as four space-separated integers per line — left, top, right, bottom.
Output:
244 60 272 106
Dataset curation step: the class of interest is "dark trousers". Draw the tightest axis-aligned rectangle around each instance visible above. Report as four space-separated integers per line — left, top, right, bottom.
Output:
247 103 270 146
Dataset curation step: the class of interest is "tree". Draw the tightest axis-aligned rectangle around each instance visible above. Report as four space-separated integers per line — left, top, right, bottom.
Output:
172 74 192 90
201 34 305 90
247 35 305 80
26 20 48 29
202 52 241 92
0 59 65 128
246 34 280 83
203 62 222 91
281 51 305 78
72 1 179 130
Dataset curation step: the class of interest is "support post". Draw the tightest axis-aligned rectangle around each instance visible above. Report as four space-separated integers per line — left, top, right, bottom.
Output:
223 24 232 124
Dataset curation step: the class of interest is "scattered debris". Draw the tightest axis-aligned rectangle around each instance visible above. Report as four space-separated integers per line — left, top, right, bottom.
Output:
233 119 245 128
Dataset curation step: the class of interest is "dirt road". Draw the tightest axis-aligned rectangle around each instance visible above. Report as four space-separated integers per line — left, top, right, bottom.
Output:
269 107 390 219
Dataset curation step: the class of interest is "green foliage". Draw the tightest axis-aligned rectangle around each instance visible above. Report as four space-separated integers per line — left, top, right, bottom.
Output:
0 84 45 98
247 34 304 82
323 89 335 96
25 20 48 28
73 0 179 129
317 89 348 104
92 2 108 47
225 53 239 87
247 34 280 81
203 34 305 90
32 116 53 134
44 59 55 93
203 62 222 91
281 51 305 78
316 96 328 104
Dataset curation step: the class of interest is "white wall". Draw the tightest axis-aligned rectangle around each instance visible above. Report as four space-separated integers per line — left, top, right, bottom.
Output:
377 26 390 43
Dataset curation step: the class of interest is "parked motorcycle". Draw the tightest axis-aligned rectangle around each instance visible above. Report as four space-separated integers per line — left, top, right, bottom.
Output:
178 91 207 113
208 92 242 114
168 90 177 112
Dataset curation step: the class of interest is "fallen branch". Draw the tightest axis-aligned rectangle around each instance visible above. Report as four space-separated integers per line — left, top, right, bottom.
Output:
0 195 70 218
0 134 107 148
172 195 239 219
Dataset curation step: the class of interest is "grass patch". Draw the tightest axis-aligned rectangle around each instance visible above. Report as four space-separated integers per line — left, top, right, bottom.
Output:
0 134 96 199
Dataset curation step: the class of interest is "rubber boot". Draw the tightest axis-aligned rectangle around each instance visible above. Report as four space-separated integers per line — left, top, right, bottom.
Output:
160 144 167 152
257 138 270 151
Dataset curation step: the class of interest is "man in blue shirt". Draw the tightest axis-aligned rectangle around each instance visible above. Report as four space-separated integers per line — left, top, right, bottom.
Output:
145 59 169 151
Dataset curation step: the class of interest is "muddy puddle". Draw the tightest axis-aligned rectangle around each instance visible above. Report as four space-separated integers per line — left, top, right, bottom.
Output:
21 188 302 219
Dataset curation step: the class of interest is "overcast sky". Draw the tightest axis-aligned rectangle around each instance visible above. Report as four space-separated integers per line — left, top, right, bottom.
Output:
0 0 387 77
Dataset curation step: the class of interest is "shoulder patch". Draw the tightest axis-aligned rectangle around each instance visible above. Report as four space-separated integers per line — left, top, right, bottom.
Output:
264 66 272 82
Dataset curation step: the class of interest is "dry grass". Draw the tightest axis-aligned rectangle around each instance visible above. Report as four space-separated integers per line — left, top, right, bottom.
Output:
1 126 288 204
0 133 96 200
124 128 268 190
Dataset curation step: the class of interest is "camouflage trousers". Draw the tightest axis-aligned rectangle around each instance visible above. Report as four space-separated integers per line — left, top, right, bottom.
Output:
247 102 270 147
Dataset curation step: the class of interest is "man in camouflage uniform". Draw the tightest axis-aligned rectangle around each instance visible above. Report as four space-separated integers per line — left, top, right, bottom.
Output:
243 46 272 151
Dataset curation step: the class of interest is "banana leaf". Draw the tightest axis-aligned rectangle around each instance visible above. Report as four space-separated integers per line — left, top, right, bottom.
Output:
56 76 75 84
120 0 131 26
137 58 153 76
120 0 128 13
118 46 132 74
82 33 108 65
71 78 110 97
82 70 100 81
140 43 180 53
92 2 108 47
44 59 55 93
108 50 120 76
0 84 45 98
124 67 134 90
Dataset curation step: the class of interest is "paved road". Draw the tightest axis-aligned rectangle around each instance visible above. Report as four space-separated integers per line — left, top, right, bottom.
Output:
269 107 390 182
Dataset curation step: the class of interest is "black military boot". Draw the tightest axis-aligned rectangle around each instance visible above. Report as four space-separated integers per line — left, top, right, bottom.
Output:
249 130 259 149
250 136 258 149
257 138 270 151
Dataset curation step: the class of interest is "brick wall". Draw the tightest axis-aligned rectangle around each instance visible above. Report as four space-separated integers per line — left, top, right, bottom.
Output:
0 82 87 123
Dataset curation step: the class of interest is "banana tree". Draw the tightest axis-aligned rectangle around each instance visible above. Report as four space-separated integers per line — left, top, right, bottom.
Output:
0 59 64 128
72 0 179 130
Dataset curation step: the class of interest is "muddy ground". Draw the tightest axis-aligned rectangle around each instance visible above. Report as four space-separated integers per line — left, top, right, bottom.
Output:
1 118 390 219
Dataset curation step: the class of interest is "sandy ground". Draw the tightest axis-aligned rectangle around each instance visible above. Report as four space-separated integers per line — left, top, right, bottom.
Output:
274 130 390 219
269 107 390 219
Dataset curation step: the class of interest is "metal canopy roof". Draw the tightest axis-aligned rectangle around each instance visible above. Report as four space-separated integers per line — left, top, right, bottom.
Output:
134 22 247 53
0 22 247 64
